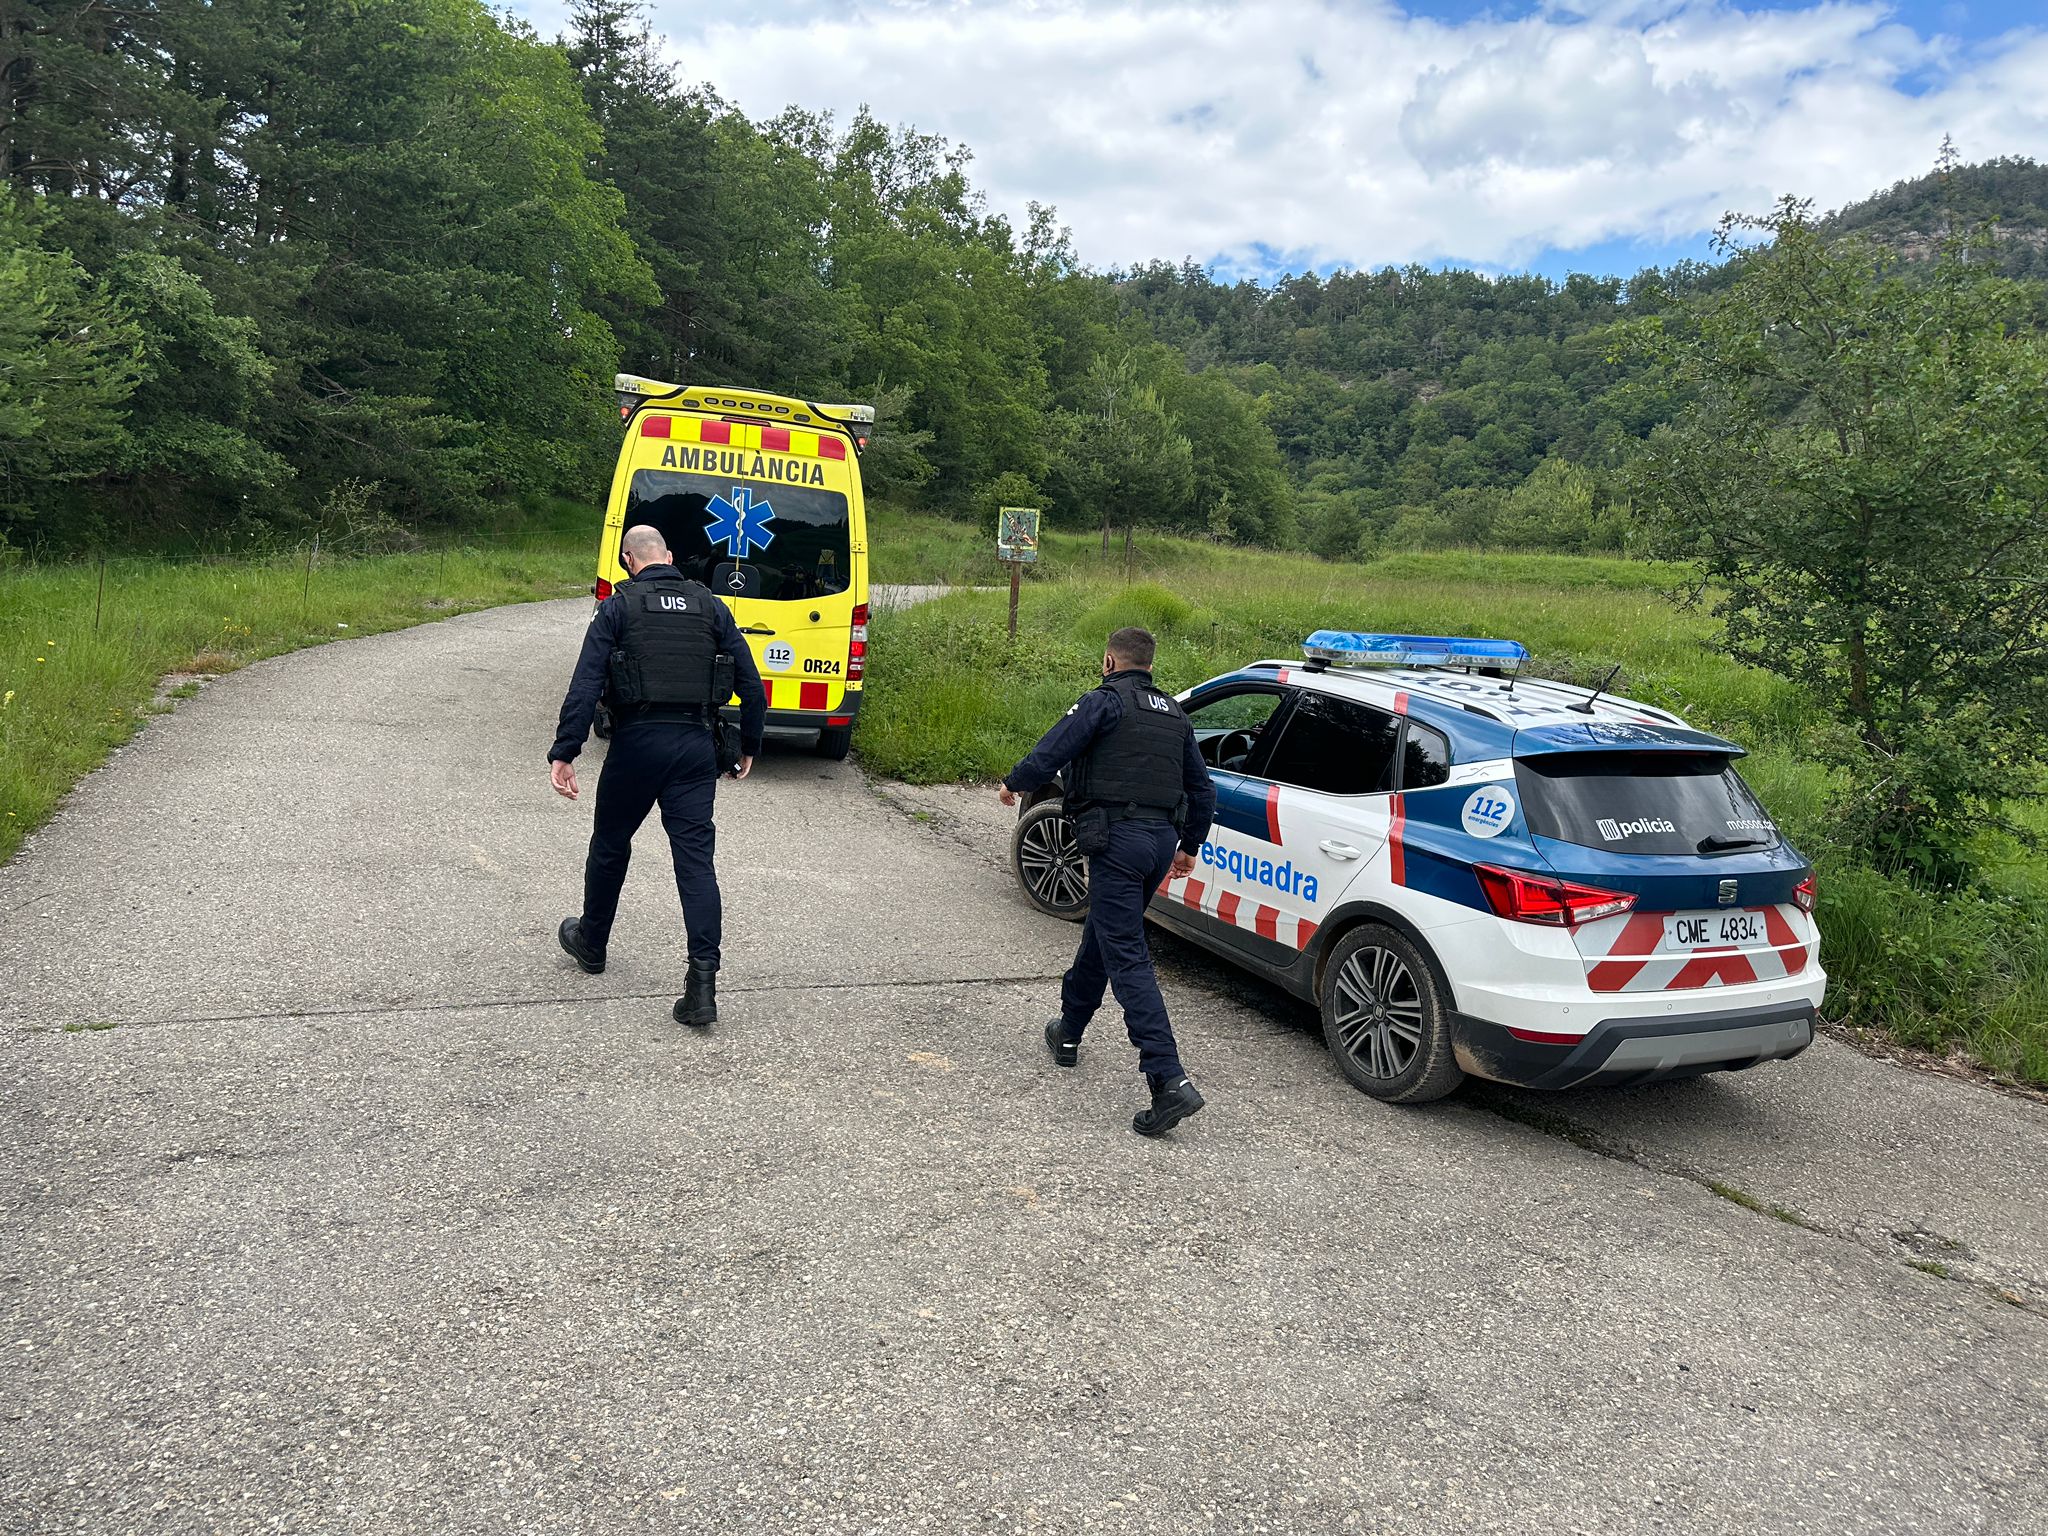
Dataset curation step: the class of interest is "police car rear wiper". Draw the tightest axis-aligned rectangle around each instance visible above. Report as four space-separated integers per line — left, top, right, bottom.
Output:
1697 834 1770 853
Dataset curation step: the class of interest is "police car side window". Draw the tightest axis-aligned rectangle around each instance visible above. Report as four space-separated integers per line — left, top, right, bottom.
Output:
1184 688 1284 774
1400 723 1452 789
1261 693 1401 796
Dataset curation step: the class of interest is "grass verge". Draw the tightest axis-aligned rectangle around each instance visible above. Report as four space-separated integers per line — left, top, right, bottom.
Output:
860 507 2048 1086
0 509 591 867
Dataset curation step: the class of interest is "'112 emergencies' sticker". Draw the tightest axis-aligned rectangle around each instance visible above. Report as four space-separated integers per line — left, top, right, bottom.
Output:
1460 786 1516 839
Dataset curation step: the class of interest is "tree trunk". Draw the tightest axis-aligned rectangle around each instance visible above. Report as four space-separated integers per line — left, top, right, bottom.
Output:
1123 522 1133 582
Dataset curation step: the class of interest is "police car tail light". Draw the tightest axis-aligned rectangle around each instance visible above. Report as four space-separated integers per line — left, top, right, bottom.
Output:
1793 874 1816 915
847 602 870 682
594 579 613 601
1474 864 1635 929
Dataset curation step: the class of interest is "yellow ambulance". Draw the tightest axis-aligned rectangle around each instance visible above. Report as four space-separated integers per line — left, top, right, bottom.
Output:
596 375 874 759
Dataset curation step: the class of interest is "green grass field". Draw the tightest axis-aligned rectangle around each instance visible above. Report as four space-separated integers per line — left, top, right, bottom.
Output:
0 501 596 868
862 508 2048 1087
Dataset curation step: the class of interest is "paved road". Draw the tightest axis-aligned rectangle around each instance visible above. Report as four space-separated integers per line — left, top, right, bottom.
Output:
3 599 2044 1535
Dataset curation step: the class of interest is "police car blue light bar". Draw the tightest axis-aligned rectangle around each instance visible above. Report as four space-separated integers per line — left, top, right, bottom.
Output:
1303 630 1530 672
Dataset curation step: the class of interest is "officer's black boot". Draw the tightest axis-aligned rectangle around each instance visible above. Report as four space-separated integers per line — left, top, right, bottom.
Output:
673 961 717 1028
1132 1073 1205 1137
1044 1017 1080 1068
557 917 605 975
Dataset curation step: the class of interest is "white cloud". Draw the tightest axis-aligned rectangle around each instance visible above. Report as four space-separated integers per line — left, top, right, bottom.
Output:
554 0 2048 272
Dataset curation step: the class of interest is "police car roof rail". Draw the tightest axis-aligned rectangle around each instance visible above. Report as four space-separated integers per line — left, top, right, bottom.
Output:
1243 654 1690 731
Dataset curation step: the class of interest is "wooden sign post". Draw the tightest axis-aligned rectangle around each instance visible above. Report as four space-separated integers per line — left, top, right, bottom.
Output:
995 506 1040 640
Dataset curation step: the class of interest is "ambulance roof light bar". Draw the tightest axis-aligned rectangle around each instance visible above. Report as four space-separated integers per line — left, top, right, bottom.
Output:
613 374 874 432
1303 630 1530 673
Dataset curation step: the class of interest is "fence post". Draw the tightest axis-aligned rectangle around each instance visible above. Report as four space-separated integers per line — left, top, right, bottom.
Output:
94 558 106 634
302 534 319 620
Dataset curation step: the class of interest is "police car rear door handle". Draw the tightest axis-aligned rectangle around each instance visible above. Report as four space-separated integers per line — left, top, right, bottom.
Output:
740 625 777 636
1319 840 1362 860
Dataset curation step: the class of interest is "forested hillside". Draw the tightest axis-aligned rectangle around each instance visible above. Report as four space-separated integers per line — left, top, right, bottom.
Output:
3 0 2041 563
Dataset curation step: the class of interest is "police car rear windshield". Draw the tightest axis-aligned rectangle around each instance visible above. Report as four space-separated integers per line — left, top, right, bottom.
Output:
628 470 850 603
1515 752 1780 857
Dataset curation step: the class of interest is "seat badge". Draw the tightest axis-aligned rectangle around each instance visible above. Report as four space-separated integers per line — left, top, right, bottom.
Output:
1718 878 1739 906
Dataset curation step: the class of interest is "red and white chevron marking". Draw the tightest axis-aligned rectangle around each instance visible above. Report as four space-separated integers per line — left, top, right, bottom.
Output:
1157 872 1319 952
1580 905 1811 994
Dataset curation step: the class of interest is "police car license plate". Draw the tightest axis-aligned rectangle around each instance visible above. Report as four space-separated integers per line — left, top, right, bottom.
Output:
1662 911 1766 949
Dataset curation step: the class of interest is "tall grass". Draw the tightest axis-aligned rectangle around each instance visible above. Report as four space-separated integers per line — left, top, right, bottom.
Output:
860 508 2048 1086
0 523 592 866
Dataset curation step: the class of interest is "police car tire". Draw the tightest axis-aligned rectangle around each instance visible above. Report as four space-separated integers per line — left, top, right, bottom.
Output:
816 724 853 760
1318 924 1464 1105
1011 801 1089 922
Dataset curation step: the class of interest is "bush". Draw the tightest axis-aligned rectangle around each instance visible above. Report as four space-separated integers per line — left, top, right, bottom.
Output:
1817 865 2048 1083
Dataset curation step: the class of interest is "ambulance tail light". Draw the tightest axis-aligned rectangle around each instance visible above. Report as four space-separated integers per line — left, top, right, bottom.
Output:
1474 864 1635 929
847 602 869 682
594 579 613 601
1793 874 1816 914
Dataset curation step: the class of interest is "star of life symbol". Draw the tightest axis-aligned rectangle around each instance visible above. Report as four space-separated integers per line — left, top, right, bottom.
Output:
705 485 776 560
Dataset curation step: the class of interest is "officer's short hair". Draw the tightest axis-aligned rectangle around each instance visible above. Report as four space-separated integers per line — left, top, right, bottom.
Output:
1106 627 1156 669
621 524 668 564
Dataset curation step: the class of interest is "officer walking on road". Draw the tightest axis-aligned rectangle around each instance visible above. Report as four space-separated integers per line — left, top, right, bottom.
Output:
549 523 765 1028
998 627 1217 1136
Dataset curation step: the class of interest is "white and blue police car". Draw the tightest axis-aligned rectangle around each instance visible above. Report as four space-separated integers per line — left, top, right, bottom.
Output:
1010 631 1823 1103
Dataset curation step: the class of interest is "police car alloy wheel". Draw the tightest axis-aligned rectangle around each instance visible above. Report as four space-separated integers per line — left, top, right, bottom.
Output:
1318 925 1463 1104
1012 801 1089 921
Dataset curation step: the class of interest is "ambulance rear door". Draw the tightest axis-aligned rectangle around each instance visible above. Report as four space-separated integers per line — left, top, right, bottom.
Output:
619 415 863 716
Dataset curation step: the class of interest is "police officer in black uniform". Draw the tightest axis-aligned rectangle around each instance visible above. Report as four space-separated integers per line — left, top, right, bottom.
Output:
549 524 766 1028
999 626 1217 1136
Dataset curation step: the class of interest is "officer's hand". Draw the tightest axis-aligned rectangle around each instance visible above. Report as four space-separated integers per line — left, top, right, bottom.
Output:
997 786 1017 808
731 756 754 781
550 761 579 801
1169 850 1197 879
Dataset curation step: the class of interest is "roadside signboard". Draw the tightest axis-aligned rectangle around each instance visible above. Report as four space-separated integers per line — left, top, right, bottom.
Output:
996 506 1041 638
996 506 1040 564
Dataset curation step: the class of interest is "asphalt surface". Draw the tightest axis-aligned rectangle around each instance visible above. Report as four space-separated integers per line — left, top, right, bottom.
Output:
2 597 2045 1535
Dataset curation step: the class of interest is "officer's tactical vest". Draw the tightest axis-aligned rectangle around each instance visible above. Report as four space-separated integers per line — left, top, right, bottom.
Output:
1066 671 1191 821
608 576 721 709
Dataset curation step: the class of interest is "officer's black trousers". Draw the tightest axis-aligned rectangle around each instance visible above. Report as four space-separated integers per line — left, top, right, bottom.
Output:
578 720 721 968
1060 818 1184 1080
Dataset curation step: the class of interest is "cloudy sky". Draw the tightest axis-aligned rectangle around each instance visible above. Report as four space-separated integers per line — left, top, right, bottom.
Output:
504 0 2048 280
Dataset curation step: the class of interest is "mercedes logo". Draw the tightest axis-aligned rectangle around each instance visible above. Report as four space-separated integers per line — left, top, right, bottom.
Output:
727 570 745 592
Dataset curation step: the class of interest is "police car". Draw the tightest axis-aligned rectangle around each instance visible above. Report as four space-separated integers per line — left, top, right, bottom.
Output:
1010 632 1823 1103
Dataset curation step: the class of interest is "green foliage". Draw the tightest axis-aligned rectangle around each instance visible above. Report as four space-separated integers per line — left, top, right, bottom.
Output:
1817 866 2048 1085
1050 353 1194 549
1629 200 2048 880
0 190 141 521
4 0 652 550
1822 150 2048 281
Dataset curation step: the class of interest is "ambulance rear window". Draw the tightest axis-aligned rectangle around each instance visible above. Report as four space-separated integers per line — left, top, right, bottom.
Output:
628 469 850 603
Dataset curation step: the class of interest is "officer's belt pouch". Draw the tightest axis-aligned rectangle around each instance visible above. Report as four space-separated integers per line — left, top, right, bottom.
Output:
712 715 741 776
712 652 734 705
1072 804 1112 856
